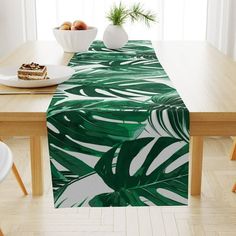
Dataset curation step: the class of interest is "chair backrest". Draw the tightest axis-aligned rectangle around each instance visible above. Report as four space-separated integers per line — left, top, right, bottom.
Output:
0 142 13 183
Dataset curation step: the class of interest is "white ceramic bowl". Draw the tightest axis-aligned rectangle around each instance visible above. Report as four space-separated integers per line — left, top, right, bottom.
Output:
53 26 97 53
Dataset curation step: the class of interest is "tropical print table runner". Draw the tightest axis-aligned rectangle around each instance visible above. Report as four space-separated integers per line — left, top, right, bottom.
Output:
47 40 189 207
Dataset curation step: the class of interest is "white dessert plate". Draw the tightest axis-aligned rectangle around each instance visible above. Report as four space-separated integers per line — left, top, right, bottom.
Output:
0 65 75 88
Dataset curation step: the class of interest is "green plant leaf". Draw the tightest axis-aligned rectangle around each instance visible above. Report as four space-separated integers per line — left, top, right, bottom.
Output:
49 146 96 204
151 91 185 107
106 2 129 26
129 3 156 27
49 146 94 176
89 137 189 206
47 104 150 159
106 2 156 26
149 107 189 142
50 161 80 204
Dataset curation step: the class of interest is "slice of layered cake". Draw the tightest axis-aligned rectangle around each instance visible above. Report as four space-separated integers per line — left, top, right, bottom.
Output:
18 62 47 80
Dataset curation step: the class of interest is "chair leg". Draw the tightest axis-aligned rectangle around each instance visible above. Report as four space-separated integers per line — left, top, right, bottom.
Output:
12 163 28 195
0 228 4 236
232 183 236 193
230 138 236 160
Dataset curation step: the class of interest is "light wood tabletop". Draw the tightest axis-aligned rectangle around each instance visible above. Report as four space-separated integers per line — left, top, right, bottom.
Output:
155 41 236 195
0 42 73 196
0 41 236 196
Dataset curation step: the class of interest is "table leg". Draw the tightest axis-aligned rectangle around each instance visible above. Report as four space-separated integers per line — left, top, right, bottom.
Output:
190 136 204 196
30 136 43 196
230 138 236 160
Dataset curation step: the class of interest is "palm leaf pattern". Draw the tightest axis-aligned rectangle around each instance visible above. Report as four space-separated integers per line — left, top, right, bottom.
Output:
47 40 189 207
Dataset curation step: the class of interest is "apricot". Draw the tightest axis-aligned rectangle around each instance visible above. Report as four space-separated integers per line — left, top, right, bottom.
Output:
59 24 71 30
72 20 88 30
61 21 72 27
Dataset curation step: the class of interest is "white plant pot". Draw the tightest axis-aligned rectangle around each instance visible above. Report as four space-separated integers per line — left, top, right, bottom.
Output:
103 25 128 49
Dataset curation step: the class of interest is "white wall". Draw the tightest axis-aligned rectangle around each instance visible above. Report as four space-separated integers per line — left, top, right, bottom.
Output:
228 1 236 60
207 0 236 60
36 0 207 41
0 0 26 59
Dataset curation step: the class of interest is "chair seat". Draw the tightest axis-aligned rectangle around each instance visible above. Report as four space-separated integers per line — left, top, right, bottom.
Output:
0 141 13 182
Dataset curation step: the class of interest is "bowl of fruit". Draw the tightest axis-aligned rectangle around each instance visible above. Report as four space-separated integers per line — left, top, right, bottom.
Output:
53 20 97 53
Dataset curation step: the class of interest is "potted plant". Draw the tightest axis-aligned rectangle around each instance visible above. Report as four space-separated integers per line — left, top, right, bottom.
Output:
103 2 156 49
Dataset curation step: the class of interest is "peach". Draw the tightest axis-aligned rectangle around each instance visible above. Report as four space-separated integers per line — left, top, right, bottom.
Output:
72 20 88 30
59 24 71 30
61 21 72 28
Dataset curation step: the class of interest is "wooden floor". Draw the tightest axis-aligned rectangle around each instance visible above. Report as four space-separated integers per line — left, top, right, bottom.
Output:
0 137 236 236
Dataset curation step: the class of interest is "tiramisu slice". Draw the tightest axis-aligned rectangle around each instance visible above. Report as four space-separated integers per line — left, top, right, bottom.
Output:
18 62 47 80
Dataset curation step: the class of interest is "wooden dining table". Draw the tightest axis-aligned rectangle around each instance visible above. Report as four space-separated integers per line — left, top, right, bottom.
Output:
0 41 235 196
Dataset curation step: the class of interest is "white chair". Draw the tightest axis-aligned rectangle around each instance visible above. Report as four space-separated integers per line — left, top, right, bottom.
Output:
0 141 28 236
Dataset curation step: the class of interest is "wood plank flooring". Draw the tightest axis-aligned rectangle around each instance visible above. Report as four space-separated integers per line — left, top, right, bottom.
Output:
0 137 236 236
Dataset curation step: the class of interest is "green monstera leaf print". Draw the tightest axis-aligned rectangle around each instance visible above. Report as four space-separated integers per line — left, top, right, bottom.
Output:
54 137 188 207
148 107 189 143
47 40 189 207
90 137 189 206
